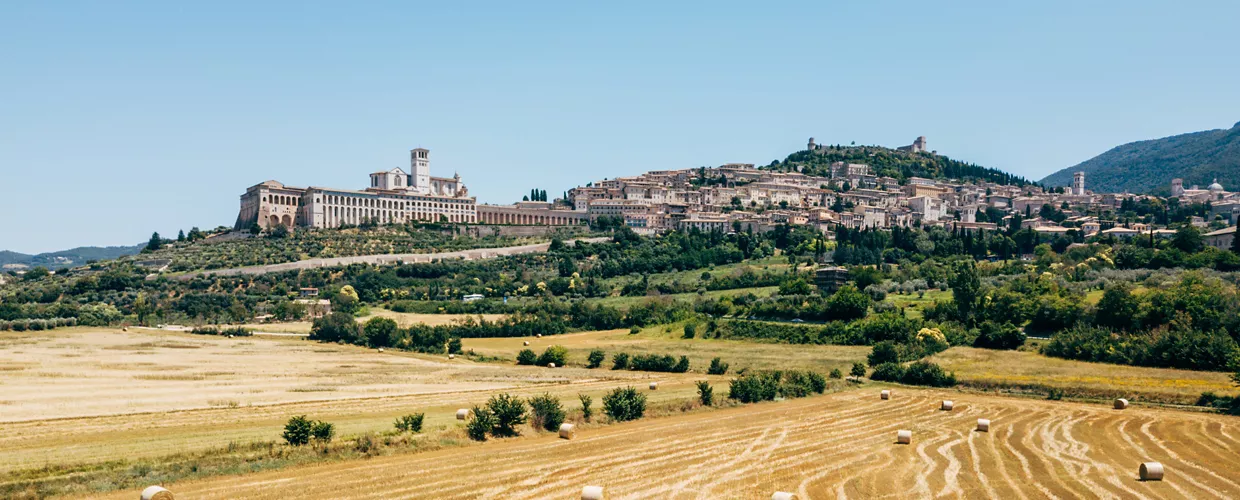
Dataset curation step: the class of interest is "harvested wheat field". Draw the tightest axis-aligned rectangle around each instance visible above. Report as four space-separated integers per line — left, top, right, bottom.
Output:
98 388 1240 499
0 328 548 422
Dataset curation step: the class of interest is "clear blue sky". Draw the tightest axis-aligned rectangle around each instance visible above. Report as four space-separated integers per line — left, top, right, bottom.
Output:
2 1 1237 254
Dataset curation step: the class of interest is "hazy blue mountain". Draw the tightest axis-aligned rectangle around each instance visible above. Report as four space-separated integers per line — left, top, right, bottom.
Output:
1042 121 1240 195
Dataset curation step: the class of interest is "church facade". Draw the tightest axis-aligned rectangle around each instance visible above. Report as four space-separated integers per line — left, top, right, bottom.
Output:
235 148 477 231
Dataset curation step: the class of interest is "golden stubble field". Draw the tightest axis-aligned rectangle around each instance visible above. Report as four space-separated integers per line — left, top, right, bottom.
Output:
0 329 682 475
96 388 1240 499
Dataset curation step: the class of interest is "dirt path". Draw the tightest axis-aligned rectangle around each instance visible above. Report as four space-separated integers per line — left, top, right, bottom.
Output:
178 237 609 279
94 388 1240 499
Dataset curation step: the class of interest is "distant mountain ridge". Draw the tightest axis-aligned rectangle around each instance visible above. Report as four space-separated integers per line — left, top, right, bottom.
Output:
0 245 144 270
1041 121 1240 195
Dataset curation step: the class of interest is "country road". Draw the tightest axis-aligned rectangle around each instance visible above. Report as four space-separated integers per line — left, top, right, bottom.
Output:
174 237 610 279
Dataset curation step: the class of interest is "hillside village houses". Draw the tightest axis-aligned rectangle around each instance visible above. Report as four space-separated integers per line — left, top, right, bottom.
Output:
236 140 1239 245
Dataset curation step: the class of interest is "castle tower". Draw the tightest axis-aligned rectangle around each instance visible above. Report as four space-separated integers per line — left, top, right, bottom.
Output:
1072 171 1085 196
409 148 431 194
914 136 927 153
1171 178 1184 197
808 137 816 151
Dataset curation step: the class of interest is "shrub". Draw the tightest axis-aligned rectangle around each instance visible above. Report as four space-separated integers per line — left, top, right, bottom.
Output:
683 323 697 339
466 405 495 441
829 368 843 379
707 357 729 375
696 380 714 406
536 345 569 367
611 352 630 370
869 362 906 382
728 372 779 403
486 393 528 437
579 393 593 421
516 349 537 365
394 413 424 433
850 362 867 378
900 361 957 387
602 386 647 422
447 337 463 354
867 341 901 366
973 321 1026 350
628 353 689 372
309 312 362 344
629 325 642 334
282 415 313 446
311 420 335 442
528 393 566 432
586 349 606 368
672 355 691 373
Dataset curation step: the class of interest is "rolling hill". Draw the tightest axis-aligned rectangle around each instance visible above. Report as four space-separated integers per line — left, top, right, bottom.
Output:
1041 121 1240 195
0 245 144 270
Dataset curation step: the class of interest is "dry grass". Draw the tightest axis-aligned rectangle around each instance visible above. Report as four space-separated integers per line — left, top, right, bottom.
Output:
92 388 1240 499
931 346 1238 404
464 327 872 375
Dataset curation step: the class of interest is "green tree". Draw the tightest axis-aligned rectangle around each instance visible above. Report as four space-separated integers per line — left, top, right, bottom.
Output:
536 345 569 366
586 348 606 368
602 386 646 422
309 312 362 344
394 413 424 433
311 420 335 442
850 362 867 378
949 261 981 323
696 380 714 406
363 317 398 348
579 393 594 421
466 405 495 441
1172 225 1204 253
486 393 528 437
826 285 869 321
283 415 313 446
516 349 537 365
145 232 162 252
527 393 565 431
1094 283 1140 331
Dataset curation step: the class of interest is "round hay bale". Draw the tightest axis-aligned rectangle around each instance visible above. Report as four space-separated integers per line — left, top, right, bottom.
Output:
523 341 530 346
1139 462 1164 481
448 354 455 359
772 492 795 500
122 327 129 332
1114 398 1129 410
456 408 469 421
941 400 954 411
377 348 384 353
880 390 890 400
536 333 543 338
977 418 990 432
559 423 576 440
897 429 912 444
649 382 659 390
581 485 605 500
140 486 174 500
549 362 557 368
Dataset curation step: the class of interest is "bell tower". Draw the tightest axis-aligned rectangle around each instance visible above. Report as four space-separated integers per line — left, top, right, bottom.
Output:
409 148 431 194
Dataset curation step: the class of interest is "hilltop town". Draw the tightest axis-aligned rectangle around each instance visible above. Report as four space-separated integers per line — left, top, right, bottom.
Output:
235 136 1240 250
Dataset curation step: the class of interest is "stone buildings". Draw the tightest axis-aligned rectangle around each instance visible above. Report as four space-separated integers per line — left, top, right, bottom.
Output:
236 139 1236 242
236 148 478 231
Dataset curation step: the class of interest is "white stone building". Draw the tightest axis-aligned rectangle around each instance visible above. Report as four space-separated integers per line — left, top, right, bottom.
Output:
236 147 477 231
